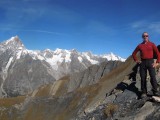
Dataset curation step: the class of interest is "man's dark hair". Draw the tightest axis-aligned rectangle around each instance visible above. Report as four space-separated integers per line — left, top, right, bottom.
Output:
142 32 148 37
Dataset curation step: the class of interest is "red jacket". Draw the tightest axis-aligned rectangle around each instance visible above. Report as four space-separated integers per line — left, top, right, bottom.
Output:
132 41 160 63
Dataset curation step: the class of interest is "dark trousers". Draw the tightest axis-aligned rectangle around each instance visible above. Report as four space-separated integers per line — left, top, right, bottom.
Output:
140 59 158 93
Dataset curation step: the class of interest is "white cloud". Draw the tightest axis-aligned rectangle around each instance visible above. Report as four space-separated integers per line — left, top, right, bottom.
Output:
0 28 67 36
20 29 67 36
0 1 47 28
86 20 116 35
0 0 82 29
131 20 147 28
148 22 160 33
130 20 160 34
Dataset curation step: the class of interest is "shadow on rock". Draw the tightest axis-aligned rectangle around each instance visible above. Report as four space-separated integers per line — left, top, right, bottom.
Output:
116 82 141 99
129 63 140 82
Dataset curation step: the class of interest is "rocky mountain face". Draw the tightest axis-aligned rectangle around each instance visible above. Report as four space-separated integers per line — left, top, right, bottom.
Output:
0 54 159 120
0 36 124 97
0 37 56 97
78 68 160 120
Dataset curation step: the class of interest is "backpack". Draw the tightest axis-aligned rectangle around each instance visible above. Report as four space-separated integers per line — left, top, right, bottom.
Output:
153 45 160 59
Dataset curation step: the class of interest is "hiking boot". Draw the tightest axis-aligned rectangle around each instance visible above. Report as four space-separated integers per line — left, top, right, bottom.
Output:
141 93 147 99
153 91 160 97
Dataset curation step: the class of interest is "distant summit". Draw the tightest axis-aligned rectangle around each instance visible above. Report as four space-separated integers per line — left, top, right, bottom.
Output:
2 36 24 49
102 52 126 62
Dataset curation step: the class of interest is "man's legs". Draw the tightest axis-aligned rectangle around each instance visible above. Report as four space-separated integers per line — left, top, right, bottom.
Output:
140 61 147 94
147 60 158 94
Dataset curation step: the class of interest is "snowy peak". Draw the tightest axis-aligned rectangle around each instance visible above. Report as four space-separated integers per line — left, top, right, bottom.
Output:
4 36 24 46
0 36 28 61
0 37 126 67
102 52 126 62
54 48 71 55
0 36 126 80
1 36 25 50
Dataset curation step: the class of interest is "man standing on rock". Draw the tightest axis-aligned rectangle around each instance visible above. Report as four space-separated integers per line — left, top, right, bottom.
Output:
132 32 160 98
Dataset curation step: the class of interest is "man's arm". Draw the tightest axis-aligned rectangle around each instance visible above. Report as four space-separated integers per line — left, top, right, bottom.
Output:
152 43 160 68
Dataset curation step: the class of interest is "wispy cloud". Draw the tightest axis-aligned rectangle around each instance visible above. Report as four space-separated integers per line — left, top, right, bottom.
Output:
148 22 160 33
0 0 81 27
85 20 116 36
130 20 160 34
20 29 67 36
0 28 67 36
0 1 47 28
131 20 147 29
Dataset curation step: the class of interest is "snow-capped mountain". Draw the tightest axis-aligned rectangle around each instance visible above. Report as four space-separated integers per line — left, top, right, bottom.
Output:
0 36 125 97
102 52 126 62
0 36 125 72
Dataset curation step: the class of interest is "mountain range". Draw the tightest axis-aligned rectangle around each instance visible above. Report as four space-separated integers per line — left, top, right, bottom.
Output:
0 36 125 97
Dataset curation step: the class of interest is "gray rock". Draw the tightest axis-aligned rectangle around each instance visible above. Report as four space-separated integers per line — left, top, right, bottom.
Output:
115 89 137 103
3 56 56 97
67 61 121 92
134 102 155 120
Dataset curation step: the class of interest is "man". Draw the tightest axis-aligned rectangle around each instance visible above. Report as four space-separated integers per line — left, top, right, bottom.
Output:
132 32 160 98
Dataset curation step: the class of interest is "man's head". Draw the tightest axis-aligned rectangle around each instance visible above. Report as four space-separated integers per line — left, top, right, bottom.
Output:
142 32 149 42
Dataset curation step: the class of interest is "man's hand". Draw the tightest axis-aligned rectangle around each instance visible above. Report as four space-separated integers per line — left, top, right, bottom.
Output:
152 62 159 68
136 60 141 64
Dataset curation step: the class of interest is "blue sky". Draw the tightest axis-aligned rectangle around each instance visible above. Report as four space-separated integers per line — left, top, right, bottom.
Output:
0 0 160 58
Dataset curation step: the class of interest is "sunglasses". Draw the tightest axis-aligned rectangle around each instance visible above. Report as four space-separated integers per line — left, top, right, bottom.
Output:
142 35 149 38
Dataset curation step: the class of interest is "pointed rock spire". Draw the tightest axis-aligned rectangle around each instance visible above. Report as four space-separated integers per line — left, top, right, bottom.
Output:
2 36 25 50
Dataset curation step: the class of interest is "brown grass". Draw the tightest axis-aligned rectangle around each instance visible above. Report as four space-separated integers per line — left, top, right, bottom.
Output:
0 96 26 120
104 103 118 118
24 103 45 120
33 76 70 97
34 84 51 97
54 76 70 96
54 83 102 120
0 96 26 107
